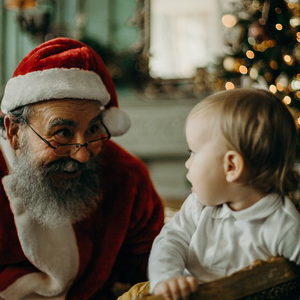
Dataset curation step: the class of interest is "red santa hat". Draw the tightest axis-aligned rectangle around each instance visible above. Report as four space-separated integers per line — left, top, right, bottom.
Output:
1 37 130 136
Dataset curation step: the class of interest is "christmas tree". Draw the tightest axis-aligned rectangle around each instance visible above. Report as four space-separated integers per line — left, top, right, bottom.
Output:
213 0 299 125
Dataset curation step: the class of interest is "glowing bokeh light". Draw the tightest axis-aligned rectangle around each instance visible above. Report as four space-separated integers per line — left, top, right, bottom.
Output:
246 50 255 59
225 82 235 90
282 96 292 105
222 14 237 28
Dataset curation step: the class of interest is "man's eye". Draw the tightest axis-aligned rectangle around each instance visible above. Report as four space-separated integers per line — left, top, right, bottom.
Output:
88 123 103 136
89 124 100 134
53 128 73 140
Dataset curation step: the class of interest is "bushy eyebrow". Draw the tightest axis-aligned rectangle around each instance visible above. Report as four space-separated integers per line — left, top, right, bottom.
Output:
48 114 102 129
48 118 74 128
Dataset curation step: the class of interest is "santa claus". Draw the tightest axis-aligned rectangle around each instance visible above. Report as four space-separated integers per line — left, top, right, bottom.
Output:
0 37 164 300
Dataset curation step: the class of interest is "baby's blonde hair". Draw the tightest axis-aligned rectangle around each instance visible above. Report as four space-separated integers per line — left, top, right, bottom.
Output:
190 88 299 200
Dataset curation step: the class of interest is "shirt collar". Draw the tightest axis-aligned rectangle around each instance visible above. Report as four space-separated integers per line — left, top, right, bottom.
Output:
211 194 282 221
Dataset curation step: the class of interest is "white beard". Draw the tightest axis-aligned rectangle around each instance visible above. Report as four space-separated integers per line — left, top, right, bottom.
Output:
5 138 102 228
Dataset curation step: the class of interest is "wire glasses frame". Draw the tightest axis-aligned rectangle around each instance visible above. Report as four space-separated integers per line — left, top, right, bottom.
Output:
23 118 111 156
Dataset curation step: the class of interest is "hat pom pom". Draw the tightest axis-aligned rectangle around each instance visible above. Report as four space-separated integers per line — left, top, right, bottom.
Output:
102 107 131 136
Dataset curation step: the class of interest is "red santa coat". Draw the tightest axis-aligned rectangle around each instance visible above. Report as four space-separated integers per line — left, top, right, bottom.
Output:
0 140 164 299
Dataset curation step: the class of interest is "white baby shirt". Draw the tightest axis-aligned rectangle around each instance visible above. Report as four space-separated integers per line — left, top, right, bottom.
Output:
148 193 300 291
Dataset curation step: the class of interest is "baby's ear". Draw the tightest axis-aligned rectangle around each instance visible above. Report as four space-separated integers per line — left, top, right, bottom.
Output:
4 116 21 150
223 150 244 182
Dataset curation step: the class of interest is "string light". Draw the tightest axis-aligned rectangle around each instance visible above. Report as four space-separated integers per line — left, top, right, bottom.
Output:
291 79 300 90
223 57 236 71
283 55 292 64
282 96 292 105
296 91 300 99
290 17 300 27
297 117 300 127
246 50 255 59
222 14 237 28
269 85 277 93
239 65 248 74
276 83 284 91
275 24 283 30
225 82 235 90
297 32 300 43
276 74 289 88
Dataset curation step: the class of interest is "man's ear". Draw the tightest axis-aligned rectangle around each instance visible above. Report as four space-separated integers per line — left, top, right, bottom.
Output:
223 150 244 182
4 116 21 150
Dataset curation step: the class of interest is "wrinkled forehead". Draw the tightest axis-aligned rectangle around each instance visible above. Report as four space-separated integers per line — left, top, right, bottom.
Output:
28 99 104 125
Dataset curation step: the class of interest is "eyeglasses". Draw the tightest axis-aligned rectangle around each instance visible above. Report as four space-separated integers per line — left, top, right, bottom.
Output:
23 119 111 156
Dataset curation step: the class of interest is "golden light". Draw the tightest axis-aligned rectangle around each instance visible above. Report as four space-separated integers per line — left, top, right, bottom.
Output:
223 57 236 71
282 96 292 105
5 0 36 9
297 32 300 43
269 60 278 69
222 14 237 28
297 117 300 128
269 85 277 93
276 74 288 88
296 91 300 99
283 55 292 63
225 82 235 90
290 17 300 27
246 50 255 59
253 40 276 52
291 79 300 91
288 3 295 9
239 65 248 74
275 23 283 30
276 83 284 92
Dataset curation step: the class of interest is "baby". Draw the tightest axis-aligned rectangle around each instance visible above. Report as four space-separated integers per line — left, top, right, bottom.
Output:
148 88 300 300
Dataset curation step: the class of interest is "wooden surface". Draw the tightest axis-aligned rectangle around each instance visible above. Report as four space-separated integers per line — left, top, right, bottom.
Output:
192 257 300 299
138 257 300 300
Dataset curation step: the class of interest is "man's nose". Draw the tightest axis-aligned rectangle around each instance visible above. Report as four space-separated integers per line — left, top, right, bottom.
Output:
69 145 91 163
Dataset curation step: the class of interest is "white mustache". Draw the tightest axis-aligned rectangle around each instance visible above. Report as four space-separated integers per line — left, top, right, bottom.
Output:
63 160 80 172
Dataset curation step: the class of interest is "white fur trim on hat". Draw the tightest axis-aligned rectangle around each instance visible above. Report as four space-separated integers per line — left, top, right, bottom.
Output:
1 68 110 114
102 107 131 136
